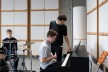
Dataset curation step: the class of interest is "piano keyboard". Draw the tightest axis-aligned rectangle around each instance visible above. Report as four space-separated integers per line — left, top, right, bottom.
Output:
61 53 71 66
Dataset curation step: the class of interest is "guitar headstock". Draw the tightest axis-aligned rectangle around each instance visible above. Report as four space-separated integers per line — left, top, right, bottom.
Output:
97 51 108 65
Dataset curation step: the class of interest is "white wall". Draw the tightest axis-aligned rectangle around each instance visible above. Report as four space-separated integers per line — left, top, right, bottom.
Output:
99 2 108 68
87 0 97 59
87 0 108 69
73 6 87 48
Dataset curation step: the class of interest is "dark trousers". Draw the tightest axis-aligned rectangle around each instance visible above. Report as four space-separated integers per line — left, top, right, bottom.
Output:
40 62 61 72
13 57 19 71
51 45 63 62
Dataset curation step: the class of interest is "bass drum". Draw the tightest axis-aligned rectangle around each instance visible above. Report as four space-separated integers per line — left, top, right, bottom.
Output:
0 48 9 72
0 59 9 72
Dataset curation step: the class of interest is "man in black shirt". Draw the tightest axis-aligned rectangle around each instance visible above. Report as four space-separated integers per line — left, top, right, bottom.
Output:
49 14 71 62
2 29 19 72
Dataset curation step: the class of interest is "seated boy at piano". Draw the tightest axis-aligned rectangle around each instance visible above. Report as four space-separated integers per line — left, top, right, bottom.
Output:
39 29 61 71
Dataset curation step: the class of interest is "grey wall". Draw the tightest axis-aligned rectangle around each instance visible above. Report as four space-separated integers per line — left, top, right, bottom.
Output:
73 0 86 7
59 0 86 54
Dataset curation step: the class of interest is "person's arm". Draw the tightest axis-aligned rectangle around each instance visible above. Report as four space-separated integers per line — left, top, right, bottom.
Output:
39 46 57 63
64 36 71 52
63 25 71 52
41 53 57 63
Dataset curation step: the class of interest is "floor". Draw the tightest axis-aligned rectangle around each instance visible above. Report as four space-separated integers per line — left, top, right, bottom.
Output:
18 56 40 72
2 56 104 72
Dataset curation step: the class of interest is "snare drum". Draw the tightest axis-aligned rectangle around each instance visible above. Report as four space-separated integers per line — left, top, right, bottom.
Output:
0 48 6 59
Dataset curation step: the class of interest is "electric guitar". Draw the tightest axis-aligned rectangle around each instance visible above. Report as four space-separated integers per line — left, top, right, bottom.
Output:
97 51 108 65
94 51 108 72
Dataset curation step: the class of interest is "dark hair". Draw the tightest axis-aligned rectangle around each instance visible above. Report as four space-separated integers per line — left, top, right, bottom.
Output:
7 29 12 32
57 14 67 21
47 29 58 37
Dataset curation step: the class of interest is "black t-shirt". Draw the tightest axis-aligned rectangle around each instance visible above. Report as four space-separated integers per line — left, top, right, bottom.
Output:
49 21 67 46
2 37 18 55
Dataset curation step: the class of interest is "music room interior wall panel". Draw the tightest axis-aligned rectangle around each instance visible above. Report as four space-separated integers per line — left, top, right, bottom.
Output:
45 0 58 9
13 27 27 55
1 0 27 55
31 26 45 40
31 0 44 56
87 11 97 59
15 0 27 10
1 0 14 39
1 0 14 10
13 27 27 40
31 11 44 40
31 11 44 24
14 0 27 55
87 0 97 12
31 0 59 55
31 26 44 56
14 12 27 24
45 11 58 24
31 42 42 56
31 0 44 9
44 11 58 38
1 12 14 24
87 0 97 59
99 3 108 68
99 0 105 4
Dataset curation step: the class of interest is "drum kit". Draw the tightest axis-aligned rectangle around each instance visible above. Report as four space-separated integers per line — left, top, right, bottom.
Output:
0 40 35 72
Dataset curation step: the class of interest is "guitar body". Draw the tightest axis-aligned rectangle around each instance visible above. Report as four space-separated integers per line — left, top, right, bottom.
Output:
93 51 108 72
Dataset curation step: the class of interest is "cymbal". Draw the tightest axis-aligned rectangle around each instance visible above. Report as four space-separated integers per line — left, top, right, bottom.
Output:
19 42 35 47
1 40 19 43
18 48 30 51
23 48 30 50
24 42 35 46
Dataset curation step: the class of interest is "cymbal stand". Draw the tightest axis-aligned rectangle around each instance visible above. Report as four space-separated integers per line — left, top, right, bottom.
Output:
19 46 27 72
30 50 32 72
